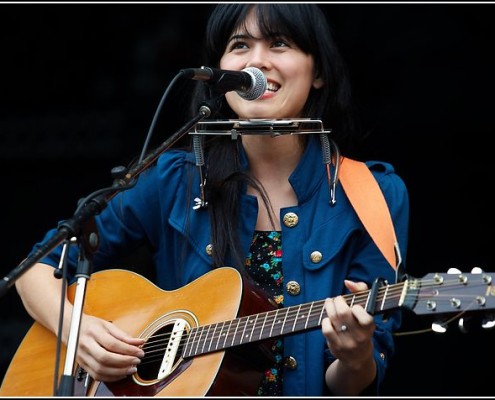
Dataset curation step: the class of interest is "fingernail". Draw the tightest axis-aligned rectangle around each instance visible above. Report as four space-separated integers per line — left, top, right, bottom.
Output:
133 358 141 365
137 350 145 358
127 367 137 375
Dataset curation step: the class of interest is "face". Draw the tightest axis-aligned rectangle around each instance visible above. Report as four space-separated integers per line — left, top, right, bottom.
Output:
219 10 324 120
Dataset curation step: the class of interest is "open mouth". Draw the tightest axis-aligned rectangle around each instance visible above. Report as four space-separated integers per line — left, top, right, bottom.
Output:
266 81 280 92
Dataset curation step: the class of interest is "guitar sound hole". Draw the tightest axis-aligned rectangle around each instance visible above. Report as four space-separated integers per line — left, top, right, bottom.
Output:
136 323 185 382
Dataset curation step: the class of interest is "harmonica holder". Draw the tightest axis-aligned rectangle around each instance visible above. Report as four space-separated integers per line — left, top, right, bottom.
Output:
189 118 340 208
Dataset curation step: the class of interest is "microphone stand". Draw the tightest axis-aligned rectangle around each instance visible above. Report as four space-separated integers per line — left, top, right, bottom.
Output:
0 98 218 298
0 96 221 396
56 219 99 396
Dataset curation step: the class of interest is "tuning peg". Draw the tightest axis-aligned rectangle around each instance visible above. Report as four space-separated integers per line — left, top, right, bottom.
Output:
458 314 491 333
458 316 476 333
447 267 462 274
481 316 495 330
431 321 448 333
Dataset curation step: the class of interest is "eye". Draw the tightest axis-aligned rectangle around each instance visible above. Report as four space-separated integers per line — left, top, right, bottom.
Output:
228 40 249 52
272 40 289 48
271 36 294 49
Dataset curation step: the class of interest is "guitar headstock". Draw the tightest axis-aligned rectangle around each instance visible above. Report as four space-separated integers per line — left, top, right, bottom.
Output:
402 268 495 318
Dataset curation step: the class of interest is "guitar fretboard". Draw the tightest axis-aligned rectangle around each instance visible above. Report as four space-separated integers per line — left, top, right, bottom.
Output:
183 281 405 358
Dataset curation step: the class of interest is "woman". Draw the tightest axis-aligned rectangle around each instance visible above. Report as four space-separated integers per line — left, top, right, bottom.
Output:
15 4 409 396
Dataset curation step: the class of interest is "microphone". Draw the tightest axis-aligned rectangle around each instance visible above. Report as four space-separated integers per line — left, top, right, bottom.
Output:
180 66 267 100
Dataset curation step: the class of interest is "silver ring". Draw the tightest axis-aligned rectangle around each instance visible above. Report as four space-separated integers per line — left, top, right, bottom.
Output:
339 324 348 332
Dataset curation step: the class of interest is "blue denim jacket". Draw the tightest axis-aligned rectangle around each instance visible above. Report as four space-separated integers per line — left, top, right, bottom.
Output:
33 134 409 396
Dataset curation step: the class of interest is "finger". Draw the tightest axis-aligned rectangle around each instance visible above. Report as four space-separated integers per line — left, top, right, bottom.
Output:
322 299 337 331
323 298 348 334
344 279 368 293
351 305 375 327
84 360 135 383
332 295 354 320
321 314 332 332
324 297 338 320
104 322 146 357
96 340 142 366
77 346 140 382
78 334 142 370
79 322 143 367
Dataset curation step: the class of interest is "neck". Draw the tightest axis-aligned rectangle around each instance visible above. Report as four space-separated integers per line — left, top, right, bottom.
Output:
242 135 306 179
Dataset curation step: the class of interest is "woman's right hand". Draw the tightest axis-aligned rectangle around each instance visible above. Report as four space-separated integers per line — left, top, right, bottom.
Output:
74 315 145 382
15 263 145 383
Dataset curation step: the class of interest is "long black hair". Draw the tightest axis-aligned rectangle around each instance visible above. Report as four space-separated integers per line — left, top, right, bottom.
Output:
191 4 359 144
184 4 360 270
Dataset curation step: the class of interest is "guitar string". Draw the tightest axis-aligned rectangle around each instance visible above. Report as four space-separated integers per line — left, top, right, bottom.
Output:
141 278 486 355
137 278 491 366
139 285 484 360
140 306 487 365
170 281 488 350
140 278 488 360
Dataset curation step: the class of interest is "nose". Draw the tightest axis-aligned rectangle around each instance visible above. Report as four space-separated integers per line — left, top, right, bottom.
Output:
245 44 272 71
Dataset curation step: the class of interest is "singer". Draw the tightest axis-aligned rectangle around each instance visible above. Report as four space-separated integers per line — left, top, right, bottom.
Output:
11 4 409 397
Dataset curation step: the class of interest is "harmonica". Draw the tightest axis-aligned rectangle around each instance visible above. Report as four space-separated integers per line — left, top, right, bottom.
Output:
189 118 331 138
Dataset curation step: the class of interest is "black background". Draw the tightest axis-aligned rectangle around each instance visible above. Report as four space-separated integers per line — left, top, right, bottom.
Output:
1 2 494 396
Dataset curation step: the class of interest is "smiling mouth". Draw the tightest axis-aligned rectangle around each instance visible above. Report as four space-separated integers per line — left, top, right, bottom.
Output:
266 82 280 92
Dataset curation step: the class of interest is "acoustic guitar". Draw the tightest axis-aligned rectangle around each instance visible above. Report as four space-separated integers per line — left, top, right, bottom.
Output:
1 267 494 396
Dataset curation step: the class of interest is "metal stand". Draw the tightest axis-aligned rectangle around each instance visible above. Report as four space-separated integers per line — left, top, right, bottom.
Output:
0 97 221 396
56 220 99 396
0 97 219 298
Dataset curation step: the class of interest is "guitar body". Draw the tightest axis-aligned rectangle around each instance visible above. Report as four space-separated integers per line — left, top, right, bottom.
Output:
0 267 275 397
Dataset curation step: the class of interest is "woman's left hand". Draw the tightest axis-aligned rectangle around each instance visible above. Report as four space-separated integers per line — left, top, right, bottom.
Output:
322 280 376 370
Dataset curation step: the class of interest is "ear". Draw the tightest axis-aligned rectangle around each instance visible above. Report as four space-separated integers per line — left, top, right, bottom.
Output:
312 76 324 89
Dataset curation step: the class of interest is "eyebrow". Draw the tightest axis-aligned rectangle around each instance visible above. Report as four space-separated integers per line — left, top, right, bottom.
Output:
228 33 253 43
228 31 286 44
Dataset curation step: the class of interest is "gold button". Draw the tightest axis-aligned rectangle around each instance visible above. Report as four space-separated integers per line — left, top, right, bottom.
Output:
205 244 213 256
310 251 323 263
283 356 298 370
380 352 385 360
286 281 301 296
283 212 299 228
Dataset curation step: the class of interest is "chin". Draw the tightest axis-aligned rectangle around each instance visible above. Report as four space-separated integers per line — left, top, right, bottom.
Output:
236 109 282 120
230 102 277 120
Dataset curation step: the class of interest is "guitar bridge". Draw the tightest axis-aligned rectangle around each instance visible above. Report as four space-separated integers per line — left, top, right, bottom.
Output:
158 319 187 379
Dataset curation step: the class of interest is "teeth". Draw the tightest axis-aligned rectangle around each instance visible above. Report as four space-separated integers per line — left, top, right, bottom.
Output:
267 82 280 92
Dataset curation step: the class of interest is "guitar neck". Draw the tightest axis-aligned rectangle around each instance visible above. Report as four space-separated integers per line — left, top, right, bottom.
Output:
183 280 407 358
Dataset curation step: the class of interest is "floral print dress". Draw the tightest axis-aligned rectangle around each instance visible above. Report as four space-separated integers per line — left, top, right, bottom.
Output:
245 230 284 396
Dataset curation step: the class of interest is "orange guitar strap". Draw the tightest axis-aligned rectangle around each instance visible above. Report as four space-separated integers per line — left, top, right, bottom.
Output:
338 157 401 272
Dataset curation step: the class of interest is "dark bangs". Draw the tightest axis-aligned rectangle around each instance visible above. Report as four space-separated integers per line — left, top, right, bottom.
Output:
204 4 320 67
